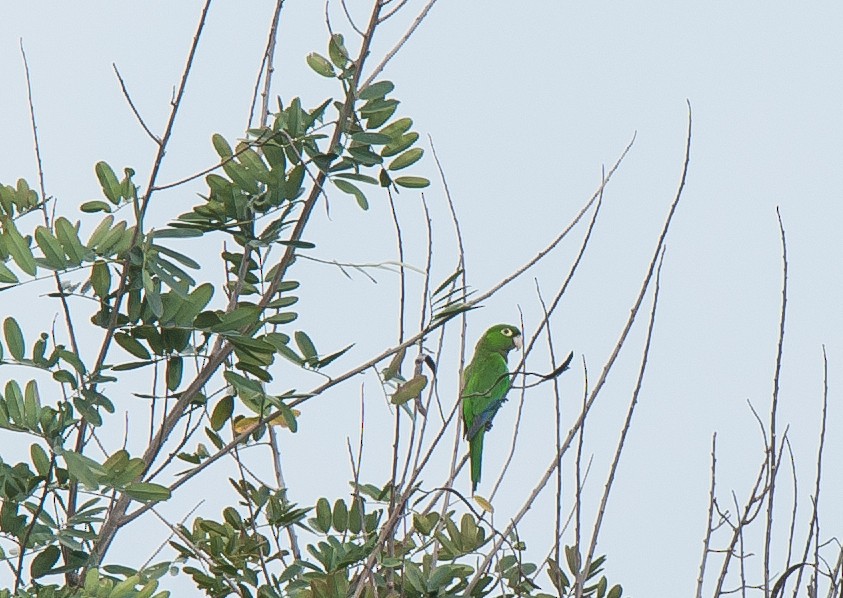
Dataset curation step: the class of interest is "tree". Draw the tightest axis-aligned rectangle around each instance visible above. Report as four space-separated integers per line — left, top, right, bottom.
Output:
3 3 836 598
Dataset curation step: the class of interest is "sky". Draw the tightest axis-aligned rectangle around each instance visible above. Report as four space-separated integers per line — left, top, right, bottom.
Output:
1 1 843 596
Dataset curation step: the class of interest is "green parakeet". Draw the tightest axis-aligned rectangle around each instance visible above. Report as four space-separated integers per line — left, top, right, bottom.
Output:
461 324 523 492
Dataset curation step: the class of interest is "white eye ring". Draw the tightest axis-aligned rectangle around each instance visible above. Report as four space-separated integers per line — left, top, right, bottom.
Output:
501 328 513 337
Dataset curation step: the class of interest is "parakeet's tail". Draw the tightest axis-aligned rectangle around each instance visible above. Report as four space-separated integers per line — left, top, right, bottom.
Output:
470 429 484 493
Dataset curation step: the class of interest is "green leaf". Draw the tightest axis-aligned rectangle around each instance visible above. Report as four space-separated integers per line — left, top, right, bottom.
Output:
381 132 419 158
237 147 270 181
334 173 379 185
278 403 298 432
111 360 153 371
150 227 203 239
23 380 40 431
212 305 261 332
95 161 121 203
80 200 113 213
394 176 430 189
224 370 263 395
294 331 318 366
413 512 439 536
166 356 183 391
59 348 87 374
359 80 394 100
103 449 129 473
3 317 24 360
145 285 163 318
351 132 392 145
315 497 332 533
180 282 214 319
90 260 111 298
565 545 581 575
361 98 399 117
111 575 142 598
124 482 172 502
55 217 91 266
276 239 316 249
212 133 233 159
211 395 234 431
0 261 18 283
546 559 570 594
63 450 105 489
153 244 200 269
114 333 152 360
31 443 51 476
3 220 37 275
332 499 348 532
388 148 424 171
333 179 368 210
284 164 305 200
30 545 61 579
266 312 298 325
35 226 69 269
391 374 428 405
607 584 623 598
5 380 24 426
52 369 78 387
366 108 396 130
347 146 382 166
316 344 352 368
74 396 102 427
328 33 349 67
86 215 115 248
306 52 335 77
93 220 129 255
266 296 298 309
379 117 413 140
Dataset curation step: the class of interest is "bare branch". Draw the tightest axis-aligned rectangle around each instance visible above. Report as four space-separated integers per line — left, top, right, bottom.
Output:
362 0 440 90
697 433 718 598
113 64 161 144
764 207 789 594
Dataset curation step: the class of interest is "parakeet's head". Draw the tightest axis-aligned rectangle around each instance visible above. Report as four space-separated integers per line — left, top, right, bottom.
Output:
477 324 522 354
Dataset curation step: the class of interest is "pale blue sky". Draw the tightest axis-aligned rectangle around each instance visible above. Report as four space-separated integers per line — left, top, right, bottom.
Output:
1 2 842 595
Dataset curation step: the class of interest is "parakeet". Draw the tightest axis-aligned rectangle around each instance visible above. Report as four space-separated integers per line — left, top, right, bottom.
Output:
461 324 522 493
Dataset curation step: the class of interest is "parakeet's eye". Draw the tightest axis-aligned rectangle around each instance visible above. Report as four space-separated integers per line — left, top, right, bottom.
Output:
501 328 514 337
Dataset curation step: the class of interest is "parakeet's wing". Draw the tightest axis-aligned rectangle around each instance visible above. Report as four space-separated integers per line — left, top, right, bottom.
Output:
462 351 511 440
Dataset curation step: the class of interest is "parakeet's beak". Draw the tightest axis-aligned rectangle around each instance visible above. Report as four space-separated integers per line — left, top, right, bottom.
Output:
514 334 523 350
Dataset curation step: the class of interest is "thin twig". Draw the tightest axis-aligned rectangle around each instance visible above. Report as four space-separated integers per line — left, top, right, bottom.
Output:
385 185 406 584
764 207 789 595
580 248 665 594
784 436 798 569
362 0 439 90
696 433 718 598
339 0 365 35
792 347 829 598
712 453 770 596
268 425 301 559
113 64 160 143
575 358 588 563
380 0 411 21
20 39 88 586
249 0 285 128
